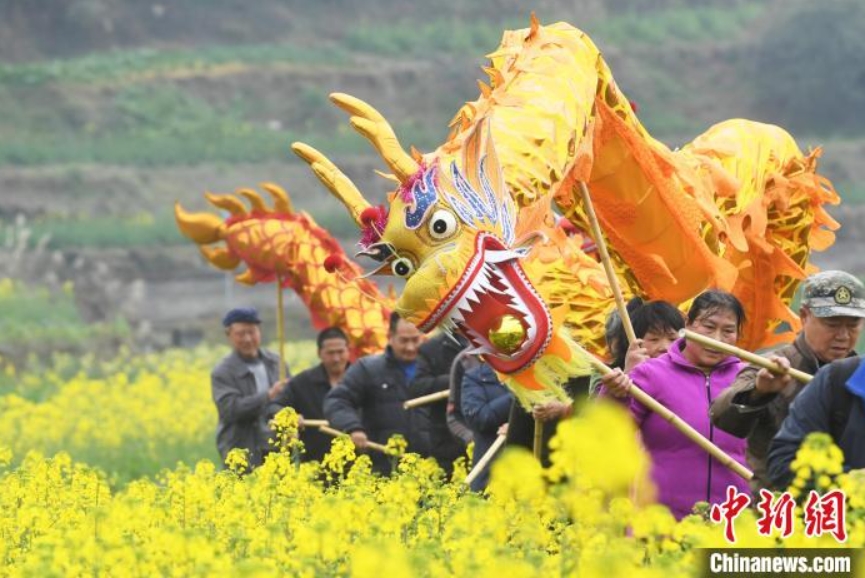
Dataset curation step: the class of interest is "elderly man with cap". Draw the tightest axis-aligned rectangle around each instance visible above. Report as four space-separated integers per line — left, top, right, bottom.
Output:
711 270 865 492
211 307 290 469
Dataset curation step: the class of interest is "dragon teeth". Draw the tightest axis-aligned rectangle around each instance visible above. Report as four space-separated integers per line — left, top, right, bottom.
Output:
463 325 492 351
450 307 466 324
440 318 457 334
510 298 530 319
465 288 482 306
485 250 520 264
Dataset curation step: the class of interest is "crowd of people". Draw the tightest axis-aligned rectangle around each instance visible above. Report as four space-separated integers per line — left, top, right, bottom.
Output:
211 269 865 519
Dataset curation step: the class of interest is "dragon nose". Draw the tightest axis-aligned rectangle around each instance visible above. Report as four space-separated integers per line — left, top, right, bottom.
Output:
357 242 394 262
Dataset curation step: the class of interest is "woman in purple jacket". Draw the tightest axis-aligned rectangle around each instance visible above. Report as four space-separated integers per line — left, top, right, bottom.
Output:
603 290 750 519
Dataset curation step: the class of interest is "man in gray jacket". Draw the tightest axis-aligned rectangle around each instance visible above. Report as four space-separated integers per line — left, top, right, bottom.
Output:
211 307 289 469
710 271 864 491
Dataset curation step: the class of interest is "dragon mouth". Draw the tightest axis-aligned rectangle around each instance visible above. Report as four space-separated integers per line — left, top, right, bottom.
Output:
417 233 552 374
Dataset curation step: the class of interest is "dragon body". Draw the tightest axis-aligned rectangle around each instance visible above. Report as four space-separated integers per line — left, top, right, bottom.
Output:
180 18 838 408
174 184 392 358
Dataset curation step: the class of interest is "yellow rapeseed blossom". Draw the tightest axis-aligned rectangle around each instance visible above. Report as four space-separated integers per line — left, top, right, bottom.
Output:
547 400 650 494
0 347 861 575
385 433 408 457
225 448 249 473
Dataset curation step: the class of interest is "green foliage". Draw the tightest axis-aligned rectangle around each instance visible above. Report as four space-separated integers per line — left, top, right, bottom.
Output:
0 280 130 369
0 129 293 166
27 206 372 250
0 43 348 87
27 211 182 248
344 18 520 57
0 77 428 166
751 0 865 136
587 3 766 47
20 197 368 250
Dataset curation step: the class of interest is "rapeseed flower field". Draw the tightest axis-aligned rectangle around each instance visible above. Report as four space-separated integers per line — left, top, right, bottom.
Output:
0 342 862 576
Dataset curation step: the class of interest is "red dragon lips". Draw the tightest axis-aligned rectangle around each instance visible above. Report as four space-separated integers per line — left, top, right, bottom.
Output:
417 232 553 374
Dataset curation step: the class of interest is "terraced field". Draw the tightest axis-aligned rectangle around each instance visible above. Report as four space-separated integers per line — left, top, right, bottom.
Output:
1 0 863 357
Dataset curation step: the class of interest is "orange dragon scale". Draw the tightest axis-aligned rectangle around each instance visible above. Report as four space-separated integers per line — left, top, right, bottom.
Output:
175 183 392 358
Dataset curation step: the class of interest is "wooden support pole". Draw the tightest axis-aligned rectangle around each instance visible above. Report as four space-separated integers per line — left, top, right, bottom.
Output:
579 181 637 344
579 341 753 481
403 390 450 409
680 329 812 383
318 425 389 454
465 434 507 487
302 419 329 428
533 417 543 460
276 275 286 381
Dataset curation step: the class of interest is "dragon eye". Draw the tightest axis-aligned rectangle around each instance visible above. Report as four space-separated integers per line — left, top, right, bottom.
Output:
391 257 415 278
428 209 458 240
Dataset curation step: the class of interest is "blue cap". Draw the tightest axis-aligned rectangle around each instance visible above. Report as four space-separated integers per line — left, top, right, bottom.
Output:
222 307 262 327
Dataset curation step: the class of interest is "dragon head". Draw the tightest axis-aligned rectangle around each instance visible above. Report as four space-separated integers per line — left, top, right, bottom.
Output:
293 93 605 398
380 138 557 378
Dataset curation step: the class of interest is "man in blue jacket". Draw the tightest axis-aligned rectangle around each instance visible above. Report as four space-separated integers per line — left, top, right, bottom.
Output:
768 355 865 489
461 362 513 491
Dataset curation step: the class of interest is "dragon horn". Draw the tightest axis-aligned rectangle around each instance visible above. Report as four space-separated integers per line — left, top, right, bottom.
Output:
204 192 246 216
291 141 371 228
174 202 224 244
235 269 257 285
199 245 240 271
329 92 420 183
260 182 293 214
237 188 268 212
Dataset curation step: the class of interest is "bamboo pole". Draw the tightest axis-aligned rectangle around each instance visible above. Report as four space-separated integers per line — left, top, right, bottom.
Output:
276 275 286 381
533 418 543 460
318 425 389 453
403 390 450 409
465 433 507 487
302 419 329 428
578 181 637 344
680 329 812 383
578 341 753 481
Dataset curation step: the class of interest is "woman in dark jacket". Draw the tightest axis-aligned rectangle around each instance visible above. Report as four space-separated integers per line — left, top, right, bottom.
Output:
461 362 513 491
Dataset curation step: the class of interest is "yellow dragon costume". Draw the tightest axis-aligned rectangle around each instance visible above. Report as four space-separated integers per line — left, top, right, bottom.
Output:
178 17 839 408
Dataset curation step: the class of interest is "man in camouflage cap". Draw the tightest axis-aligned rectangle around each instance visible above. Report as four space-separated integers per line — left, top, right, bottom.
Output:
711 270 865 492
801 269 865 318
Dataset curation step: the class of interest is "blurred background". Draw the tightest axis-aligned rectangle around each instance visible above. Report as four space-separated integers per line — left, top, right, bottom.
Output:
2 0 864 368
